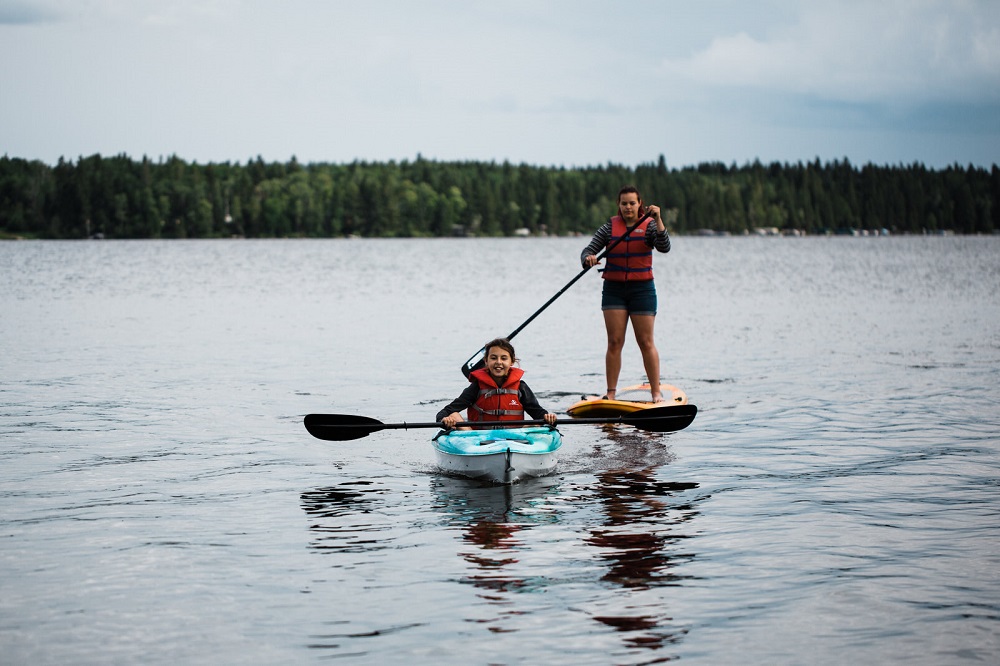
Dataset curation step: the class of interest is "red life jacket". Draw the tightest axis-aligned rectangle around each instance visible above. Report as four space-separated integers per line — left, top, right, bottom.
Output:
602 215 653 281
467 367 525 426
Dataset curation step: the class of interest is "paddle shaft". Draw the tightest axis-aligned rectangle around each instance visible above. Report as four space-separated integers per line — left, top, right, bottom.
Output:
342 416 638 431
460 212 653 377
304 404 696 441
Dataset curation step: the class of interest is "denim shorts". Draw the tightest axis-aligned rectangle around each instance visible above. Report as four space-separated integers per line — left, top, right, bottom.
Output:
601 279 657 315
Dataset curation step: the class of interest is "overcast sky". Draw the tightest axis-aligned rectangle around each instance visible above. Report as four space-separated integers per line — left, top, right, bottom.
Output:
2 0 998 169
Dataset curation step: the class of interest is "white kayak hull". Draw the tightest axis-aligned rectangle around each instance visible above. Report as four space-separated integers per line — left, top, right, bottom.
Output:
432 427 562 484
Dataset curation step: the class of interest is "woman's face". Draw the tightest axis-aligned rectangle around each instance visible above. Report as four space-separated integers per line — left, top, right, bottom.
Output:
485 346 513 382
618 192 642 221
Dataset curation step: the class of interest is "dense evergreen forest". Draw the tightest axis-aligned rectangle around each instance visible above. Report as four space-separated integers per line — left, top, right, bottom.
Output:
1 153 997 239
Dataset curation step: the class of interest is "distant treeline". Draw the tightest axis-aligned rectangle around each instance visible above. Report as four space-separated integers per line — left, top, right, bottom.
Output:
1 153 997 239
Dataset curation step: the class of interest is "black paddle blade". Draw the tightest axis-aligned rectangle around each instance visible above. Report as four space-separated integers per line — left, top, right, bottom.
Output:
304 414 385 441
460 348 486 378
620 404 698 432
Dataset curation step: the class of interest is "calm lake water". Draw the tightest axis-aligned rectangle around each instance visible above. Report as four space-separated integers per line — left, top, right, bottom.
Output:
2 236 999 664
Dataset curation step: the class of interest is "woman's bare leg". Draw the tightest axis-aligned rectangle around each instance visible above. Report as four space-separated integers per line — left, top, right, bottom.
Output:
603 309 629 399
630 313 662 401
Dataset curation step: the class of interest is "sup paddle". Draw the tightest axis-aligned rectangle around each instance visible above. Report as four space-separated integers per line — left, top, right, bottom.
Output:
304 404 697 441
460 212 654 377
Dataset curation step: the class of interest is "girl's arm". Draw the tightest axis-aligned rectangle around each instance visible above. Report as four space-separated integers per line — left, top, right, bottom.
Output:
435 382 479 422
519 383 557 424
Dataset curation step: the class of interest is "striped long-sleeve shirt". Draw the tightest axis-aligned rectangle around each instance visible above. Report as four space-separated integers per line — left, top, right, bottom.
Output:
579 219 671 268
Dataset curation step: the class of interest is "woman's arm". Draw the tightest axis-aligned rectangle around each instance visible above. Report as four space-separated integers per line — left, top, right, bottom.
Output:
580 221 612 267
646 222 671 253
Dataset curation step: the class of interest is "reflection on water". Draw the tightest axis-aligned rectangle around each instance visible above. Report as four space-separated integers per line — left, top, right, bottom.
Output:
301 481 376 519
301 480 401 553
299 428 704 659
460 520 525 598
429 474 565 524
588 427 700 590
431 476 563 605
585 426 701 656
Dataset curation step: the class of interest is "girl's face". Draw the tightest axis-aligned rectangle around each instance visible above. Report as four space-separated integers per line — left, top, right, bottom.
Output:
618 192 642 221
485 346 513 382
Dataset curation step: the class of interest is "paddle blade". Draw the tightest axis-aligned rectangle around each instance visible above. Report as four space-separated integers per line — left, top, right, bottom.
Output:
621 404 698 433
304 414 386 441
460 348 485 378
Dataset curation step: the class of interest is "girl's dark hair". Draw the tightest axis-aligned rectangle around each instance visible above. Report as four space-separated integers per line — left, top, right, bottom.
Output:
483 337 516 361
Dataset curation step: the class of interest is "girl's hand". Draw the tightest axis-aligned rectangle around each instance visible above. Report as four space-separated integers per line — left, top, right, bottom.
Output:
441 412 461 428
543 412 558 425
584 254 600 268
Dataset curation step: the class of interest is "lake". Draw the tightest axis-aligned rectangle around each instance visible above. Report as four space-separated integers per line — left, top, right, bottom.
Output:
2 235 998 664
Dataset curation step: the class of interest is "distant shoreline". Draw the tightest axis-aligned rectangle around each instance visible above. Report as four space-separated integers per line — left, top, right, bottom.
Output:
2 154 996 239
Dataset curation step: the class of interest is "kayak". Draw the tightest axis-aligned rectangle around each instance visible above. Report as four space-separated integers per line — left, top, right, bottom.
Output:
432 426 563 484
566 383 688 418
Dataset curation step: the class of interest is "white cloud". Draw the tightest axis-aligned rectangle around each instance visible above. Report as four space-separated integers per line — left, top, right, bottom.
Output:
663 1 1000 104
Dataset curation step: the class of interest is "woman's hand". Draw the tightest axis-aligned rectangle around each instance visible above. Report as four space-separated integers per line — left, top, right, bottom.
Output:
584 254 601 268
543 412 558 425
647 204 664 230
441 412 462 428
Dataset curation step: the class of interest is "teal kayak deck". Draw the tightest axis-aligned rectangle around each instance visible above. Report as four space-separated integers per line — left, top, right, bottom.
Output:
434 427 562 456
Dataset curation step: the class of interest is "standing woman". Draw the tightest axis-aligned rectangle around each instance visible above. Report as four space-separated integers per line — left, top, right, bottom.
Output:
580 185 671 402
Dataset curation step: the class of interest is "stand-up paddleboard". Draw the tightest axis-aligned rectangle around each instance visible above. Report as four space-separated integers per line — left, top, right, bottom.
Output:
567 383 688 418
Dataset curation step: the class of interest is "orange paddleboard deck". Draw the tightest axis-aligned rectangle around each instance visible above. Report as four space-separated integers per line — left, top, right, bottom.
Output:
566 383 688 418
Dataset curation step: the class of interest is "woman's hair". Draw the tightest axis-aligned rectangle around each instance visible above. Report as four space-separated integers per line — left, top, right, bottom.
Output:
617 184 645 216
483 337 516 362
618 184 641 201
